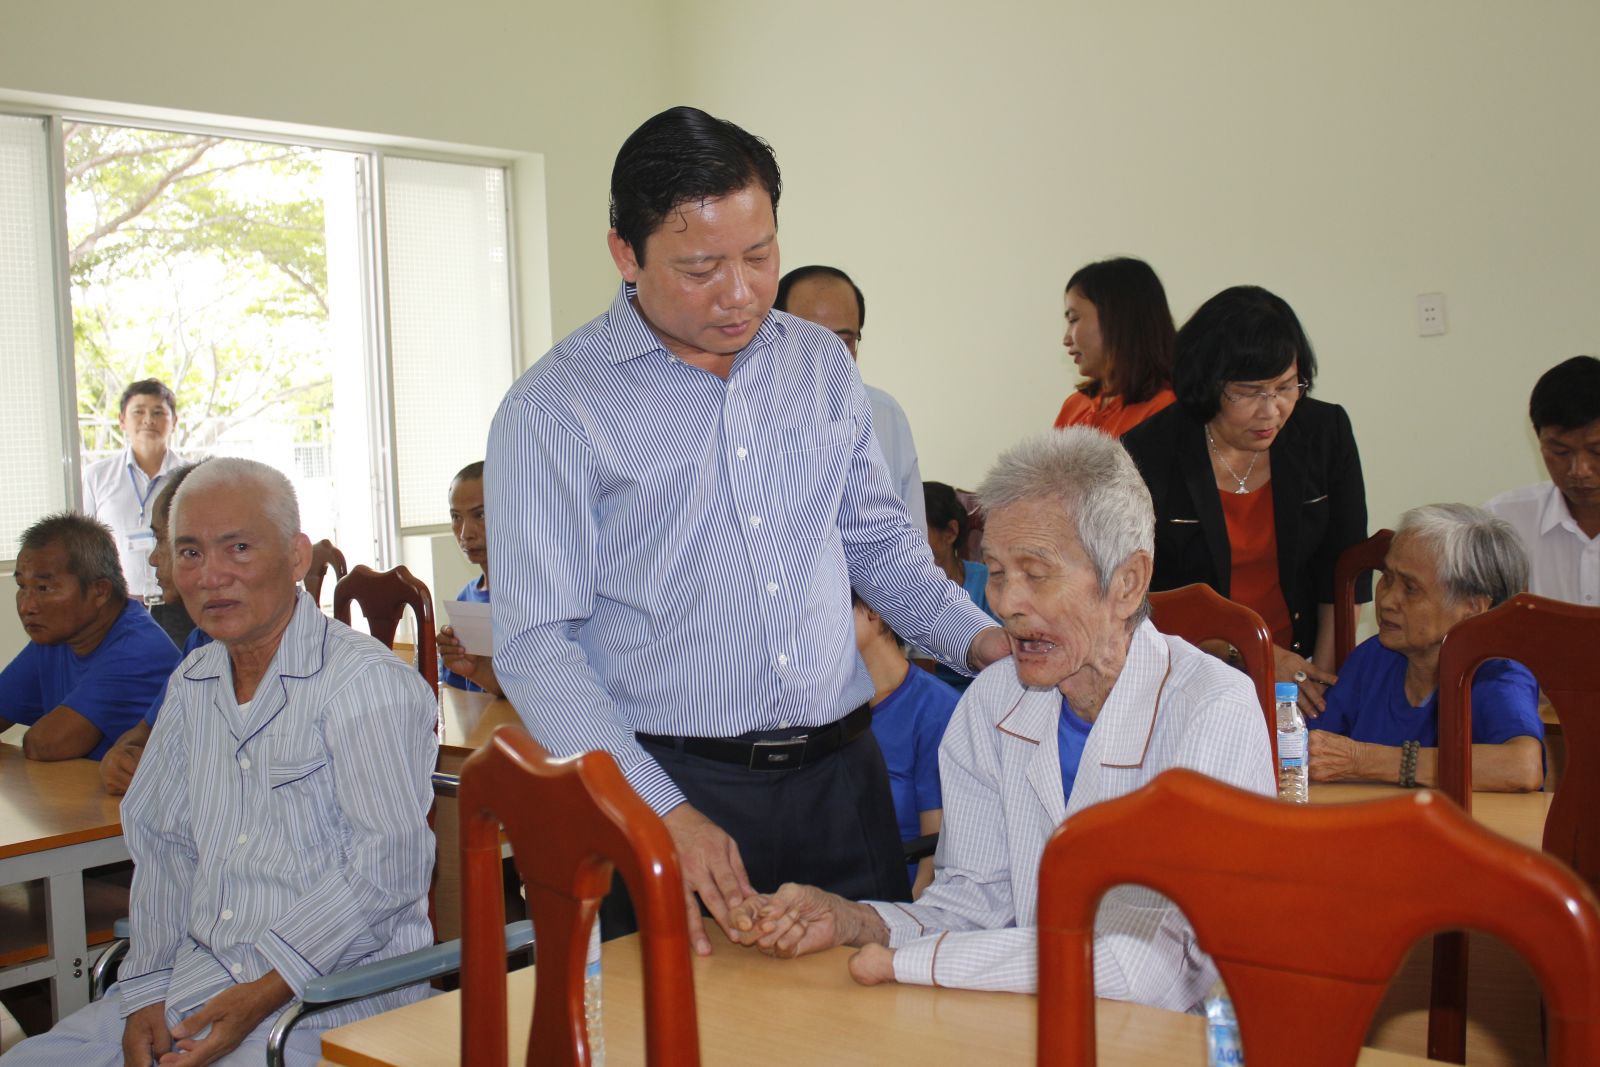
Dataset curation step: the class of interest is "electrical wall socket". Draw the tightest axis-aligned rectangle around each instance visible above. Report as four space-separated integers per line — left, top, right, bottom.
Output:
1417 292 1446 337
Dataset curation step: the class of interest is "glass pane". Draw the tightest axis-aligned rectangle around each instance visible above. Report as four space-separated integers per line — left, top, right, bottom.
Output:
0 114 67 560
384 157 514 530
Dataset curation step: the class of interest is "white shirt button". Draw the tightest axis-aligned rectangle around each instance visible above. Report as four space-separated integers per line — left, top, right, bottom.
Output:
239 757 251 770
767 581 779 595
221 909 234 921
736 447 748 459
777 654 789 667
749 515 761 528
231 962 243 976
236 833 248 845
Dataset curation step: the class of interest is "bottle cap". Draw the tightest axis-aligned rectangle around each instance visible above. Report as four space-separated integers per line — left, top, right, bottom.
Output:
1275 682 1300 702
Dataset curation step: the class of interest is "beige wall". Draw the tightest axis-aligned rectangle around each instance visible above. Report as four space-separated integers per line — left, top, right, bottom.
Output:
676 0 1598 530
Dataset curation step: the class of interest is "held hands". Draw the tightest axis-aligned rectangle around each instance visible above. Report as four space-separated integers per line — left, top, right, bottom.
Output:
728 882 850 959
158 971 292 1066
662 803 757 956
1273 645 1336 716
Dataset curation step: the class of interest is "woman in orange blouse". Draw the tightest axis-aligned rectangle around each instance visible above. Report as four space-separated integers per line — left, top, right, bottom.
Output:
1053 257 1178 436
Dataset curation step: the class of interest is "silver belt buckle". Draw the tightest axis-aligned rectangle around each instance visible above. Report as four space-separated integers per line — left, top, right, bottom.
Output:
749 736 807 770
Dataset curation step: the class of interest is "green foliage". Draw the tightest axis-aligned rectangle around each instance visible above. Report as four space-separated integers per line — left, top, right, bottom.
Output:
66 123 333 455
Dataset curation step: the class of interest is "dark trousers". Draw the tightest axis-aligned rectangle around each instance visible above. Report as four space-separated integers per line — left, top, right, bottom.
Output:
601 727 911 938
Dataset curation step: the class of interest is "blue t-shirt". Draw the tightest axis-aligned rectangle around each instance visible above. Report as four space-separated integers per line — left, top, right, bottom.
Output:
143 626 214 725
0 599 181 759
441 576 491 693
1312 636 1543 748
1058 696 1094 804
870 665 961 884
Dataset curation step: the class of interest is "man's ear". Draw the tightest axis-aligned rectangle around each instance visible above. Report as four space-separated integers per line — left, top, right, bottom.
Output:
86 577 116 609
290 533 313 585
1112 550 1153 622
607 229 641 282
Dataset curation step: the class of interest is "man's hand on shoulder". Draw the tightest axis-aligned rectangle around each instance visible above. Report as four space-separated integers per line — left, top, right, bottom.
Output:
662 802 756 956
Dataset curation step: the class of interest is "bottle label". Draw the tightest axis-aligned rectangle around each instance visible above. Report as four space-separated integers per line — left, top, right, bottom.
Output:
1277 728 1306 765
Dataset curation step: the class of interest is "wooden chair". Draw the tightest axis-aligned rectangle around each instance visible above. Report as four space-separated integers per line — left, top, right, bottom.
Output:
303 538 348 605
334 564 437 696
1148 583 1277 768
459 726 700 1067
1333 529 1393 670
1035 768 1600 1067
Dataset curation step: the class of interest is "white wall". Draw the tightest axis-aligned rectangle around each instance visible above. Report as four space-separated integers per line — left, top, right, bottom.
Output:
675 0 1599 531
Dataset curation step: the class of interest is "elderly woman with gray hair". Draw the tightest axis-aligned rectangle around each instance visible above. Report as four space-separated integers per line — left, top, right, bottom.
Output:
728 428 1274 1007
1308 503 1543 792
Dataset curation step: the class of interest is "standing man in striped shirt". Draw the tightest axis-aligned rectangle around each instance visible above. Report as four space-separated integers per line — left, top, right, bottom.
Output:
1 459 439 1067
486 106 1008 954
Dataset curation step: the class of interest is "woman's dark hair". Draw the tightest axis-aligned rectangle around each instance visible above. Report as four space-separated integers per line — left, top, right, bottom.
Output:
923 480 970 542
1172 285 1318 422
1065 257 1175 404
1529 356 1600 433
610 106 782 265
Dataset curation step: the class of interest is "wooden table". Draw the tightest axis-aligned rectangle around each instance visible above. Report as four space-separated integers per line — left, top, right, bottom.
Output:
438 687 519 759
0 743 127 1020
1310 782 1554 1066
319 928 1428 1066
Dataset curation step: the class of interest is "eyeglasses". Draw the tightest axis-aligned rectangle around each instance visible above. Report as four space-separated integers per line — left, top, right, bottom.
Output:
1220 380 1308 407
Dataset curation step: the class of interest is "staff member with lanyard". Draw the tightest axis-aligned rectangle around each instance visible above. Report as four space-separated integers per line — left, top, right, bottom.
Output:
81 379 189 602
486 107 1008 954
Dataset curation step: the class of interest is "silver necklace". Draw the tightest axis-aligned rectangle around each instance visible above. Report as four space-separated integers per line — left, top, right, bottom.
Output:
1206 427 1258 494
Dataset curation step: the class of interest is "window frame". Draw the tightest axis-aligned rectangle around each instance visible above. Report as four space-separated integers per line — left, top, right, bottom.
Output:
0 100 523 571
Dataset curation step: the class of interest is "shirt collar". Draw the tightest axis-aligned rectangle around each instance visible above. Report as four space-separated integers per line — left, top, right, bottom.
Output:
601 281 783 369
1537 481 1585 537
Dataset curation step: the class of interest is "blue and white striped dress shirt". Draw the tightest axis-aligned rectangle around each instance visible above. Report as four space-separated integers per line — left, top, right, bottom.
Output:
117 591 439 1031
486 283 992 814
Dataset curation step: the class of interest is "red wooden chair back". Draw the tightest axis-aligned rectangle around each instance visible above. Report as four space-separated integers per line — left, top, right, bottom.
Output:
303 538 347 605
1438 592 1600 874
458 726 699 1067
1333 529 1393 670
333 564 437 696
1036 769 1600 1067
1148 583 1277 768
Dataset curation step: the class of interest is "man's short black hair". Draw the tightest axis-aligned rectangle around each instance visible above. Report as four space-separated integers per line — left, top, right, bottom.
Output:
1529 356 1600 433
18 512 127 601
609 106 782 266
119 378 177 416
452 460 485 485
1172 286 1318 423
775 265 866 330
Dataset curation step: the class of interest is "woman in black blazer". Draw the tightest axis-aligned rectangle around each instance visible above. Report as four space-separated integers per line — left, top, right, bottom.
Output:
1122 286 1367 712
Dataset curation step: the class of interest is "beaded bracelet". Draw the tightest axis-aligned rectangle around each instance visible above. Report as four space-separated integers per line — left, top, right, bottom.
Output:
1399 739 1420 788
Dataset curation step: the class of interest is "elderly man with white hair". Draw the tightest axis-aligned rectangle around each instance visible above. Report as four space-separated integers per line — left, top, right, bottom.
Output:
1 458 439 1067
729 428 1274 1009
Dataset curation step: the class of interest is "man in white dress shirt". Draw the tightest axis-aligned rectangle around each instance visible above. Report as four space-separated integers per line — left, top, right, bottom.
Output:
730 428 1275 1009
80 378 190 600
1487 355 1600 606
1 458 438 1067
775 265 927 535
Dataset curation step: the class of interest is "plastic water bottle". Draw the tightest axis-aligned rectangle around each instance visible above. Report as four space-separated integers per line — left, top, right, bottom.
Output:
1276 681 1308 803
1204 980 1244 1065
585 920 605 1065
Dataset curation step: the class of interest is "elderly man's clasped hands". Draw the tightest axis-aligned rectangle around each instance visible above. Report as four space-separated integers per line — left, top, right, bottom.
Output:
728 885 898 984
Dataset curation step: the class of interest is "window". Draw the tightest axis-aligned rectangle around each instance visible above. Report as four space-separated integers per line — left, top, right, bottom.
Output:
1 107 517 575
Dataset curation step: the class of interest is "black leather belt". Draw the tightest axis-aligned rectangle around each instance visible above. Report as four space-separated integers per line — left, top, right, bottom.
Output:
637 704 873 772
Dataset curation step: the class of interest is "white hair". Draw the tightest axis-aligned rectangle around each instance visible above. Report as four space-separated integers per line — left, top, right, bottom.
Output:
171 457 301 544
1394 503 1527 607
976 428 1155 594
